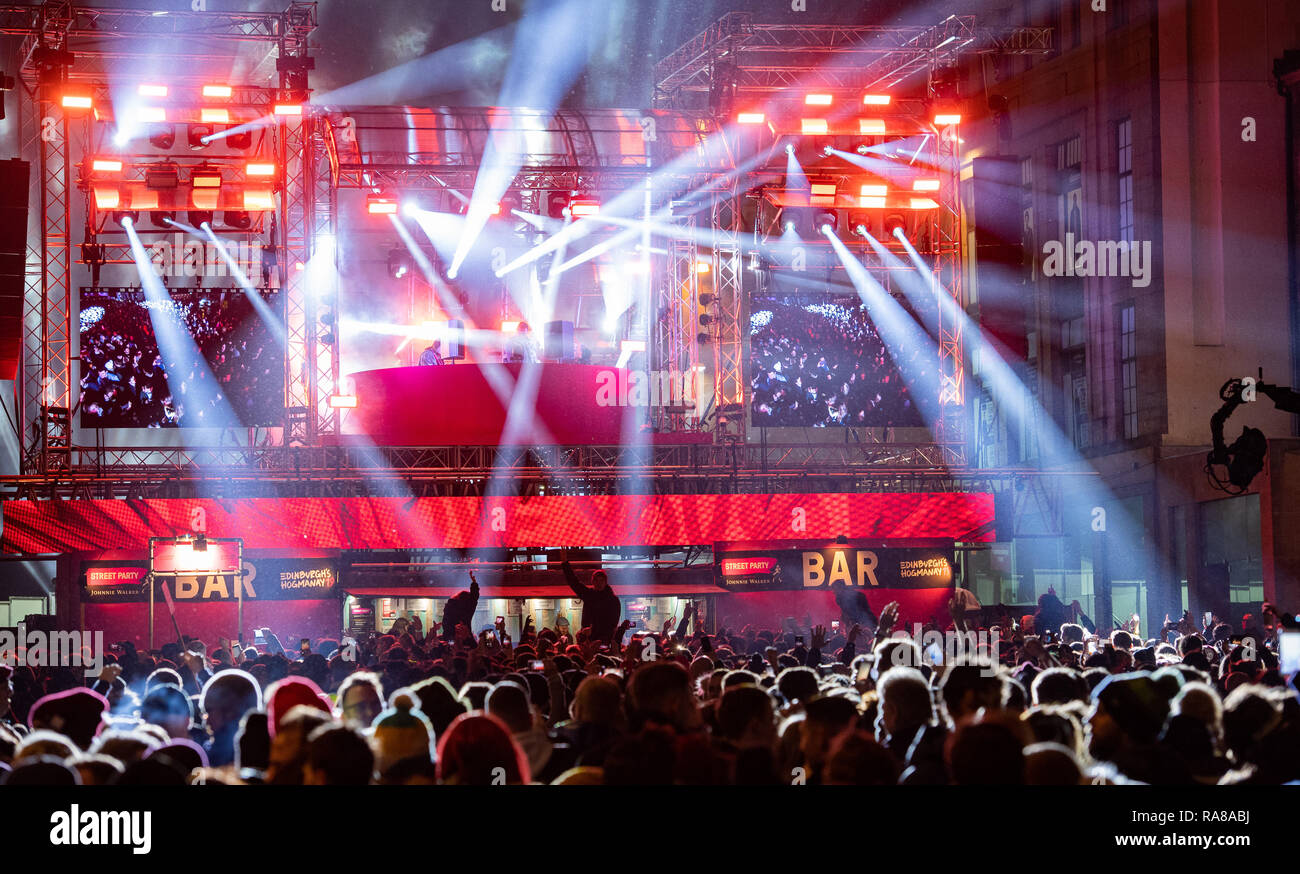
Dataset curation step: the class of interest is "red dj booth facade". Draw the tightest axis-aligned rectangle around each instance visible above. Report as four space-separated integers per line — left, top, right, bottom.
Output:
345 363 709 446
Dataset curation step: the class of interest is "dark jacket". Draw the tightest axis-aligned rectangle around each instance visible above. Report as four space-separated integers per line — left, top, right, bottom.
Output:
561 561 620 643
833 584 879 632
441 580 480 640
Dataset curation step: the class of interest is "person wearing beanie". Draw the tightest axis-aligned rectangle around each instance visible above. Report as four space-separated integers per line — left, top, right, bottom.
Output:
372 692 435 777
266 677 333 737
28 688 109 751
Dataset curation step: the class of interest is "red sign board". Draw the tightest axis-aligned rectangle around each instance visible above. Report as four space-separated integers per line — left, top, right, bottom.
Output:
149 537 242 577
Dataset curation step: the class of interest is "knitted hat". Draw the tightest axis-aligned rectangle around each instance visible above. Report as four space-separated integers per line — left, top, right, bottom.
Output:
371 692 434 775
28 688 109 750
1092 673 1169 745
266 677 332 737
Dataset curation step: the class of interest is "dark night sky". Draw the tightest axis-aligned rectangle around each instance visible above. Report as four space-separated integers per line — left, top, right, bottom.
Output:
2 0 960 107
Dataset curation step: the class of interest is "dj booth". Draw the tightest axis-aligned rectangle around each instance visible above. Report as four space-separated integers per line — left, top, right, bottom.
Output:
345 363 709 446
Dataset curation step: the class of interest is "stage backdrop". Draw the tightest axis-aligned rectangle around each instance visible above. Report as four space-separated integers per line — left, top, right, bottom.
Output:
714 544 956 630
81 557 339 651
2 492 994 554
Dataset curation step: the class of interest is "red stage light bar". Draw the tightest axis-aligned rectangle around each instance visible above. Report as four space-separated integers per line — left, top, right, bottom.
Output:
90 158 123 174
328 395 359 409
245 162 276 178
191 169 223 188
862 94 891 106
138 84 168 98
202 84 233 98
367 195 398 215
273 104 303 116
737 112 765 124
568 199 600 218
61 94 93 110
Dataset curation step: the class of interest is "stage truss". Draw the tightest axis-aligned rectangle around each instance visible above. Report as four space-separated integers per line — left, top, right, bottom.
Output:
1 5 1053 491
2 1 328 471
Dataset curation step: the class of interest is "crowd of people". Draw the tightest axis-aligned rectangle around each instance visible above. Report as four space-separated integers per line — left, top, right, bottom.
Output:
1 570 1297 786
749 296 933 428
78 292 281 428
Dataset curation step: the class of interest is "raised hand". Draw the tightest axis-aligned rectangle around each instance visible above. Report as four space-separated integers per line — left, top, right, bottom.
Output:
847 623 861 645
662 616 676 635
876 602 901 639
810 624 827 650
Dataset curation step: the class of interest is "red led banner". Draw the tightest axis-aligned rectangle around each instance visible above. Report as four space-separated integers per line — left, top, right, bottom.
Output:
1 492 993 554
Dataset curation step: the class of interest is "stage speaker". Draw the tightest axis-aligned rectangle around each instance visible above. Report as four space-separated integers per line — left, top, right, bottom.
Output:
970 156 1028 361
994 490 1016 541
544 319 574 362
0 159 31 381
444 319 465 360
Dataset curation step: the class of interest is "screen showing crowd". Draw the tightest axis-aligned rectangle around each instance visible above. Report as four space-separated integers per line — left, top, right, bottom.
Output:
78 290 283 428
748 295 931 428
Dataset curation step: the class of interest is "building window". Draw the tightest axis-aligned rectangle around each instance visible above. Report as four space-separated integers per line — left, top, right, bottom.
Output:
1120 302 1137 439
1117 118 1134 241
1062 316 1089 450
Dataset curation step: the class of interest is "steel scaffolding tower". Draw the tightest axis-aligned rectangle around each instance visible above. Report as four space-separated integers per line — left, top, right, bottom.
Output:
4 1 322 469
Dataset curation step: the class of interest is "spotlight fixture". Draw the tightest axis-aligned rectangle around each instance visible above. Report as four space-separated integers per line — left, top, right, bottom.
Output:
568 198 600 218
815 209 838 233
148 124 175 150
188 210 214 227
111 210 139 227
188 123 214 149
151 210 176 229
190 167 222 188
387 248 412 279
145 163 180 190
856 144 870 155
223 210 251 230
883 213 906 237
366 194 397 215
227 129 252 150
546 191 570 219
319 304 337 345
